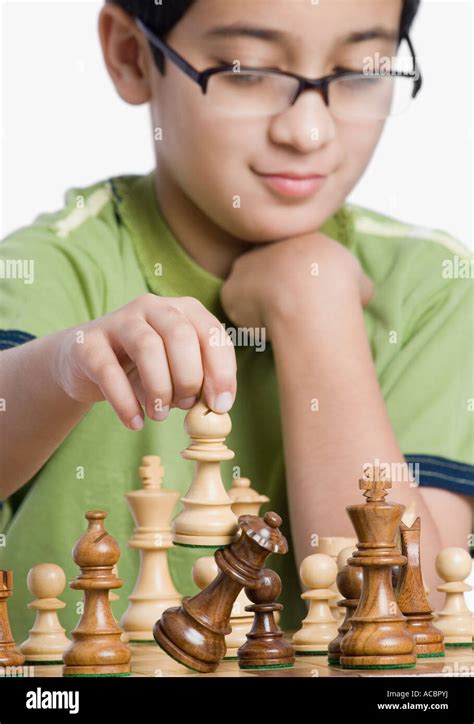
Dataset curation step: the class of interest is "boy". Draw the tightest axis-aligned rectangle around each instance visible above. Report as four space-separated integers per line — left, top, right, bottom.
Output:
0 0 472 642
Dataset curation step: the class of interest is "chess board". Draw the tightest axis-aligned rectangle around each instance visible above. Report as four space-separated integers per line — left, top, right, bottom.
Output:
17 641 474 678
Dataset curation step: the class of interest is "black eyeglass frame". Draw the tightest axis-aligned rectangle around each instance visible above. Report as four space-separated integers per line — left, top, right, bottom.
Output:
136 17 423 110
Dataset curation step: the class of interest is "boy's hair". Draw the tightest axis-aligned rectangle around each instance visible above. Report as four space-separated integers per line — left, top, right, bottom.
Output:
107 0 421 74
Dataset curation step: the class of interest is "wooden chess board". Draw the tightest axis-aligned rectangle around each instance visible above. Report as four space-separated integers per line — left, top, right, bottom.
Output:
18 641 474 678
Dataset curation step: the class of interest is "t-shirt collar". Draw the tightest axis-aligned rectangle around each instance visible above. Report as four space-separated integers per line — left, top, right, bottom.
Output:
114 170 354 317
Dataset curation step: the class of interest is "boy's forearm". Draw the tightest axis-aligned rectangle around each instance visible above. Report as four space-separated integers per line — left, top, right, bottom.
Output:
267 291 445 595
0 333 91 499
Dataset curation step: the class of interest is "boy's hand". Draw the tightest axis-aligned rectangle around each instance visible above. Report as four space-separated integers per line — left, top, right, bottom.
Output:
54 294 237 430
220 232 374 330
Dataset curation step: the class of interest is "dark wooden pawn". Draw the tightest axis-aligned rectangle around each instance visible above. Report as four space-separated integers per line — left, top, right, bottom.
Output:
238 568 295 669
328 554 363 666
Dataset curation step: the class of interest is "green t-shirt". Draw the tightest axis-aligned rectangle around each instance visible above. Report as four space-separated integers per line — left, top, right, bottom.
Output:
1 171 473 643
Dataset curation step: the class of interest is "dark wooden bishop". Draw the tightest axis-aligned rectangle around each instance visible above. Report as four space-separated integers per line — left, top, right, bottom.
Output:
154 511 288 673
62 511 131 676
396 517 445 657
340 476 416 669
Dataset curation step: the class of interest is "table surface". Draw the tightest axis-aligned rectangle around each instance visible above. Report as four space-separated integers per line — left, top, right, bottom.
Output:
18 643 474 678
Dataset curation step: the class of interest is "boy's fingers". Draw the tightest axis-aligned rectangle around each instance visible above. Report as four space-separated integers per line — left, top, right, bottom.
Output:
143 307 204 407
126 367 146 408
85 350 144 430
119 324 174 420
184 315 237 414
159 297 237 413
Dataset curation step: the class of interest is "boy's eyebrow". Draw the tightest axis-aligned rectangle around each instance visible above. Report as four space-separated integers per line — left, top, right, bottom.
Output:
202 23 400 46
342 27 400 44
203 23 286 43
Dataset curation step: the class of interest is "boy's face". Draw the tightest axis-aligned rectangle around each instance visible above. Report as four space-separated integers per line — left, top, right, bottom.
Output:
149 0 403 243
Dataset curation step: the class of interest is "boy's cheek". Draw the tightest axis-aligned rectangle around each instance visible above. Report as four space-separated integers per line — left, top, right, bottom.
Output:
338 120 386 167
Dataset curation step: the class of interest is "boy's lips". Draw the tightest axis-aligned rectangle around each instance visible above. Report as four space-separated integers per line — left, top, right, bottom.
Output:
253 169 327 198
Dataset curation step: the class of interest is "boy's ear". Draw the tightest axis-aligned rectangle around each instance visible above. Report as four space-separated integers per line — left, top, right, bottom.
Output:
98 4 153 105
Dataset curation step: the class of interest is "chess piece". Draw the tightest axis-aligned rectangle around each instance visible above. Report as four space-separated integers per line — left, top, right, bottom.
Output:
20 564 70 663
109 565 124 638
399 501 430 596
340 474 416 669
172 398 239 547
328 547 363 666
192 556 254 660
238 568 294 669
109 565 120 606
396 518 444 657
435 547 473 647
292 554 339 655
0 571 25 667
401 500 417 528
391 565 402 591
228 476 278 630
315 537 357 620
228 477 269 518
63 511 131 676
394 500 416 590
155 511 288 673
121 456 181 642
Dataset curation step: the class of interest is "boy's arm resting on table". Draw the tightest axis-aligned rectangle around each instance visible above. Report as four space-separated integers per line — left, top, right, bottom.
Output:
0 332 92 500
220 231 472 604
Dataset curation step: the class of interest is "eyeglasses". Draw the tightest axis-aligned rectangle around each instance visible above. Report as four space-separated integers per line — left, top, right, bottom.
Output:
136 18 422 121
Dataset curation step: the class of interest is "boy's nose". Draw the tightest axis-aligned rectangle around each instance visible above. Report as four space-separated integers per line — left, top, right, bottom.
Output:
267 91 337 152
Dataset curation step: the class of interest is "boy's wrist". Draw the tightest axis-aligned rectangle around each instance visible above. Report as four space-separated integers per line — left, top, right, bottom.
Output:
264 276 363 337
47 329 93 412
260 237 366 331
222 232 371 331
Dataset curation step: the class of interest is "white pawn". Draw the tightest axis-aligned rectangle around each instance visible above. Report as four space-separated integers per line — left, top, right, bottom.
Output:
435 547 473 647
192 556 254 659
228 477 269 519
315 537 356 620
20 564 70 663
293 554 339 655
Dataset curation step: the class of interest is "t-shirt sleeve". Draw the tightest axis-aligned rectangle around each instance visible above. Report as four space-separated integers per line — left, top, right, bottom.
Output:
0 210 106 348
381 243 474 495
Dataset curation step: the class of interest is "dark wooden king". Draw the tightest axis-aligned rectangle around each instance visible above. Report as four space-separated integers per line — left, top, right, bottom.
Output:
340 475 416 669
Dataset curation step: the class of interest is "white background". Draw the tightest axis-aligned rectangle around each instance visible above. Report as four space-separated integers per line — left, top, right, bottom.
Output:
0 0 473 249
0 0 473 605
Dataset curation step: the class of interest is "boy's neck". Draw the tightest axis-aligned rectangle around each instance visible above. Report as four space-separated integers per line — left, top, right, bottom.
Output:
153 168 252 280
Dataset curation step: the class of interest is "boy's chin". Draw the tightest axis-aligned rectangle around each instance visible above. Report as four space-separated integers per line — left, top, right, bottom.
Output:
232 216 328 244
